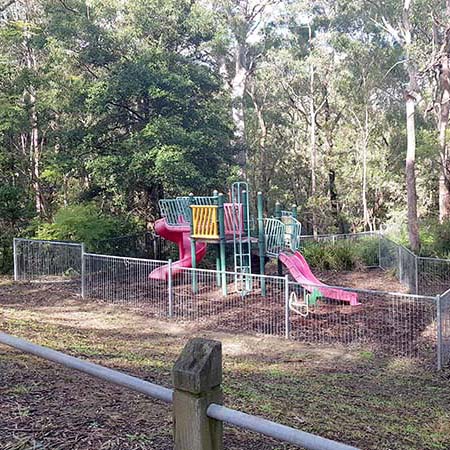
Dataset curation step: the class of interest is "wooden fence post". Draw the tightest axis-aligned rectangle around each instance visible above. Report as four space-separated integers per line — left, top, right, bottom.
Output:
172 338 223 450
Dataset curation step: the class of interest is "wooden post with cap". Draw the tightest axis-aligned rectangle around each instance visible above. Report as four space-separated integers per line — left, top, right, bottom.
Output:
172 338 223 450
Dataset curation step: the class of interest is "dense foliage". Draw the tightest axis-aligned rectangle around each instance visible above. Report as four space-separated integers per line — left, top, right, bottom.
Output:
1 0 450 272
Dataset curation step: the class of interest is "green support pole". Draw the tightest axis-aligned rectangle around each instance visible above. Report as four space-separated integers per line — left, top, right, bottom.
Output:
257 192 266 296
275 201 282 220
213 190 221 288
275 201 283 276
242 189 249 268
292 204 298 251
218 193 227 295
242 189 251 292
292 204 298 220
189 193 197 294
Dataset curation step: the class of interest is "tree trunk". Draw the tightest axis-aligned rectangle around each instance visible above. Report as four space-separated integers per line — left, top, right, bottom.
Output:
362 106 370 231
308 24 318 237
438 25 450 222
29 89 45 216
403 0 420 252
405 93 420 251
249 89 268 193
23 10 46 218
231 44 248 173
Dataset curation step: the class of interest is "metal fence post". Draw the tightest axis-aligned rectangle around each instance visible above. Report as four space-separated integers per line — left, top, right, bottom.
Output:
398 246 402 282
285 275 290 340
437 295 443 370
81 243 86 299
13 238 18 281
377 232 382 268
168 258 173 318
173 338 223 450
414 255 419 295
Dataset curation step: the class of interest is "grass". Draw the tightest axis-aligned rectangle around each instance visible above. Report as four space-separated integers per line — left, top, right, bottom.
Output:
1 280 450 449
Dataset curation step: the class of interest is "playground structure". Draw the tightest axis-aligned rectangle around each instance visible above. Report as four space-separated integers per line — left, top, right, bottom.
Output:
149 182 359 307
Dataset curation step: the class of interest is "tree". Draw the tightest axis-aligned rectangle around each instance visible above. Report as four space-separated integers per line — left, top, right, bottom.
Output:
209 0 280 172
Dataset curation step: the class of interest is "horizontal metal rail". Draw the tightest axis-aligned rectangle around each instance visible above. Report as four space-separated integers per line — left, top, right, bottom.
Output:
84 252 167 265
299 232 378 239
0 332 173 403
288 281 436 300
0 332 360 450
207 404 359 450
13 238 83 247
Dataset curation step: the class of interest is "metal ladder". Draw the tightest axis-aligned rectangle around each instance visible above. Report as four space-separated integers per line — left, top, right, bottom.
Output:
231 182 252 294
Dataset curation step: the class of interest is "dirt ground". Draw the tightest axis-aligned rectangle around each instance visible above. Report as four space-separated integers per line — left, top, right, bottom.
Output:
1 277 450 450
317 267 409 293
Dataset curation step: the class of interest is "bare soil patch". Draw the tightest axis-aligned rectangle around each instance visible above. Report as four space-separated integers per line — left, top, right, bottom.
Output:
1 280 450 450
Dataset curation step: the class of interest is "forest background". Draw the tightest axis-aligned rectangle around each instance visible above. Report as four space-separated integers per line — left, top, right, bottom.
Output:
2 0 450 272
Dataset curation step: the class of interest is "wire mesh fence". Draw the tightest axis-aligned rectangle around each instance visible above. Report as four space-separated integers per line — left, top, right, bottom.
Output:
93 231 172 260
416 257 450 296
288 282 436 358
83 253 169 317
438 288 450 369
299 232 380 267
378 237 417 293
172 268 287 337
13 238 83 291
80 251 438 363
11 237 450 367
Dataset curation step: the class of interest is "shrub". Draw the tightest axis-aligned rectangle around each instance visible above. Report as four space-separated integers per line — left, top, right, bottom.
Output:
301 241 361 271
0 185 34 274
0 232 14 274
36 204 140 251
353 238 380 266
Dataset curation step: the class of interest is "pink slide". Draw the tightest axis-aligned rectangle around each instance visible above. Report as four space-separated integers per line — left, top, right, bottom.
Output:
279 251 360 306
149 218 207 281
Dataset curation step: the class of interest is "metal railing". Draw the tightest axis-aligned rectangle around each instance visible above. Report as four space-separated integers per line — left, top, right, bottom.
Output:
0 332 358 450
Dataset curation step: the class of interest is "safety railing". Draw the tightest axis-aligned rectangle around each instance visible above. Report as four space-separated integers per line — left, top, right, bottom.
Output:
224 203 243 235
191 195 217 206
264 218 285 257
191 205 219 239
159 198 190 226
284 216 302 251
0 332 359 450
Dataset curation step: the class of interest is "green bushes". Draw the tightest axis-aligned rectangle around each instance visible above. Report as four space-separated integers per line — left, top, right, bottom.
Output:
390 219 450 259
35 204 141 252
418 220 450 258
0 232 14 274
301 238 379 271
0 185 34 274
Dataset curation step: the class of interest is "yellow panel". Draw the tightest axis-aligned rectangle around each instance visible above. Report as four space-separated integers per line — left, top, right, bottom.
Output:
191 205 219 239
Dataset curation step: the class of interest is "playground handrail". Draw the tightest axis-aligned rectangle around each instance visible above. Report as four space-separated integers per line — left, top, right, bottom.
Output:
0 332 359 450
